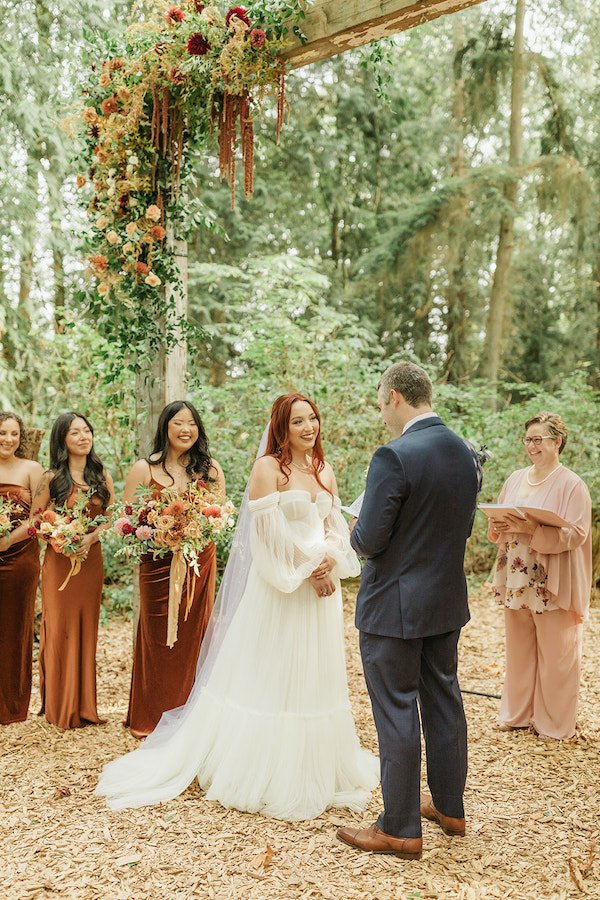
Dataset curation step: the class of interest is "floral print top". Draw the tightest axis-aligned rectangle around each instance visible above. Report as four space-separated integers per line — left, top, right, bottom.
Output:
492 538 558 613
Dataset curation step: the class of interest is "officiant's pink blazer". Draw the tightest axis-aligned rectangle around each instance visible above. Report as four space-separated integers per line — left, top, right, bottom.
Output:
490 466 592 621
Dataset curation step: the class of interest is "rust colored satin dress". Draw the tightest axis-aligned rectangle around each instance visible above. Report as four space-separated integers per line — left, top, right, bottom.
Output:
39 489 106 729
125 477 217 738
0 484 39 724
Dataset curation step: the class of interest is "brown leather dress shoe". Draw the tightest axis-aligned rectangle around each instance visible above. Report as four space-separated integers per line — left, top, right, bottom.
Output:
420 795 465 836
336 823 422 860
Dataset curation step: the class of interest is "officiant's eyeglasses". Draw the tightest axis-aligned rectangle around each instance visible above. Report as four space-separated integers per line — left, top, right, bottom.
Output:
522 436 554 446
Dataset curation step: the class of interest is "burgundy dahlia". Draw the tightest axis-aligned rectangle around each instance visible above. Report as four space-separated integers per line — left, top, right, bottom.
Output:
193 1 205 11
187 32 210 55
225 6 250 28
249 28 266 49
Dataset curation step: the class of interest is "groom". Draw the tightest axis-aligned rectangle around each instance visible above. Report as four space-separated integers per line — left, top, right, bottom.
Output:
337 362 480 860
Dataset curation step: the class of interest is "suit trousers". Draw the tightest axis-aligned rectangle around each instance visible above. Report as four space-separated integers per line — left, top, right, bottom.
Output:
360 629 467 838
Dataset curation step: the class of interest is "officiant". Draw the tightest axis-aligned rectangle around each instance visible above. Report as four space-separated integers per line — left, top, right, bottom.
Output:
488 412 592 741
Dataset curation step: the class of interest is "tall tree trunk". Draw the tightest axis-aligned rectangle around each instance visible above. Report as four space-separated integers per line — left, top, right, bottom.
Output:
480 0 526 387
443 16 471 384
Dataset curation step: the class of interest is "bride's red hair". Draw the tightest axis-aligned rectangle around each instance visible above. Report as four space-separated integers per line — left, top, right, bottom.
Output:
264 393 331 493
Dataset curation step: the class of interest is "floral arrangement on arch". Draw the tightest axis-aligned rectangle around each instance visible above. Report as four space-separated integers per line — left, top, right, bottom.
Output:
113 479 236 646
77 1 302 309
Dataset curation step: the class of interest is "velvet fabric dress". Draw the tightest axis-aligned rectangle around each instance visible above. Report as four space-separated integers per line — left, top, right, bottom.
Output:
0 484 39 724
39 489 106 729
125 477 217 738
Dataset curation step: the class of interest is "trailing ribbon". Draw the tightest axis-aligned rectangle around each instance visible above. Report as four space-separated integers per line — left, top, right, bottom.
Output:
166 549 187 648
58 555 83 592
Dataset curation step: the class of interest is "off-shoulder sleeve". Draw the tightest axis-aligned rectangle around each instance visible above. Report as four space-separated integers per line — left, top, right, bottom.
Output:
323 498 361 579
249 494 326 594
529 478 592 555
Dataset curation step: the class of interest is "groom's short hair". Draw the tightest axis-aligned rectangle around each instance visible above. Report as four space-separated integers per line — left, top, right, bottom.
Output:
379 363 432 408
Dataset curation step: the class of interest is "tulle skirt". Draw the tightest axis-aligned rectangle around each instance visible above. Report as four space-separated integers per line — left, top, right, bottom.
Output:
96 568 379 820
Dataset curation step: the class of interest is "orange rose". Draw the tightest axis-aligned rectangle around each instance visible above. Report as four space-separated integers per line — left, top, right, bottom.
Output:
42 510 59 523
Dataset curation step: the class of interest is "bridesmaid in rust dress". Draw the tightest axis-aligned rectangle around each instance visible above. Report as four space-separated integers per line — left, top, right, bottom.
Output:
124 401 225 738
0 412 43 725
34 412 114 729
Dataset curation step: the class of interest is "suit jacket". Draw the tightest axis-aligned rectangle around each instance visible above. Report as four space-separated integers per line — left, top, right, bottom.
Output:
351 417 479 640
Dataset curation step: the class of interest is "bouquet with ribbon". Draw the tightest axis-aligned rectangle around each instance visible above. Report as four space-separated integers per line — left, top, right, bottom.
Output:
113 479 235 647
30 494 108 590
0 493 26 540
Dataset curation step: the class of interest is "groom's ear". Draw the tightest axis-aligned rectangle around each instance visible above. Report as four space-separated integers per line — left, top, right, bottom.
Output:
388 389 404 408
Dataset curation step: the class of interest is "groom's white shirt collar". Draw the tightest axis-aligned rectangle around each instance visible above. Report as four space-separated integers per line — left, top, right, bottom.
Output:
402 412 438 435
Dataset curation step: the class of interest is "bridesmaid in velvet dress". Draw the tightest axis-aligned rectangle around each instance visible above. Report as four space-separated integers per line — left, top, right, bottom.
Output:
0 412 43 725
124 401 225 739
33 412 114 729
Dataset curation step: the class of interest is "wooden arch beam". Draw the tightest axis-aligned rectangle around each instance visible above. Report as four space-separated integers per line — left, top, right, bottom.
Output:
284 0 487 69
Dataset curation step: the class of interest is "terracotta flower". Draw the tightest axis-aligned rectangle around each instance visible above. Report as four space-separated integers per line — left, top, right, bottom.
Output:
145 205 162 222
187 32 210 55
135 261 150 275
150 225 166 240
169 66 185 85
145 273 162 287
83 107 98 124
225 6 250 28
100 97 118 116
167 7 185 23
99 72 111 88
249 28 266 49
89 254 109 272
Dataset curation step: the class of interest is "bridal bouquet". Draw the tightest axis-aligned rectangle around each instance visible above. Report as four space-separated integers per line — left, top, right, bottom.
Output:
30 495 108 590
0 493 25 540
113 480 235 646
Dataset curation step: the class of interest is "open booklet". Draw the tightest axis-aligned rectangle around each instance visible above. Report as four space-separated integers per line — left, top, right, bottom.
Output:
341 491 364 518
478 504 571 528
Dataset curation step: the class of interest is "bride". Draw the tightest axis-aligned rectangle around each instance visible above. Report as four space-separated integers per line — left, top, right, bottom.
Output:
96 393 378 820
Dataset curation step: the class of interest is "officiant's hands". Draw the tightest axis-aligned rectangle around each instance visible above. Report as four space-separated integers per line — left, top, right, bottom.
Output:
492 514 537 535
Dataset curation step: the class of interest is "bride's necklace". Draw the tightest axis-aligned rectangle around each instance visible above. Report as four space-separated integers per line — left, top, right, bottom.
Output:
526 463 562 486
290 459 313 474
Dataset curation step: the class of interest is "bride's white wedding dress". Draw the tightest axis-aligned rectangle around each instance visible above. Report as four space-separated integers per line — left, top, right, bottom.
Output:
96 489 379 820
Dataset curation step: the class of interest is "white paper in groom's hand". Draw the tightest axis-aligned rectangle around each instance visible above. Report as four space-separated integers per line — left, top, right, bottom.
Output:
341 491 364 518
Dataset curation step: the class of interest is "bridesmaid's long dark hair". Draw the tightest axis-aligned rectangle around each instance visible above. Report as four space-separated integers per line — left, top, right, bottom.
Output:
48 412 110 507
147 401 213 483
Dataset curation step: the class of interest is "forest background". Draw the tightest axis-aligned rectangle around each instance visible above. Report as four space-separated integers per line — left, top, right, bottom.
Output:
1 0 598 615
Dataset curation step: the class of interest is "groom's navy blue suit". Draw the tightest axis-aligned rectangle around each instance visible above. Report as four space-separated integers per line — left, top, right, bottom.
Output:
351 416 479 838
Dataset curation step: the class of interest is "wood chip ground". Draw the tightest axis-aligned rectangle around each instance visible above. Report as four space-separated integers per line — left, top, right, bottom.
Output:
1 585 598 899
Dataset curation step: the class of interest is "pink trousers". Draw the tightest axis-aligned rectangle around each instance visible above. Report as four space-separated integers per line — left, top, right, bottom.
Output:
499 608 583 740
